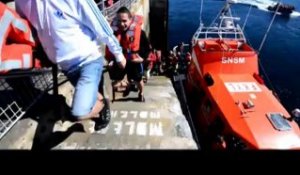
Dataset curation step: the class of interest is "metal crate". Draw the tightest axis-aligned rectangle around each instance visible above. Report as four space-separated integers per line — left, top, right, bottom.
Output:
0 68 54 140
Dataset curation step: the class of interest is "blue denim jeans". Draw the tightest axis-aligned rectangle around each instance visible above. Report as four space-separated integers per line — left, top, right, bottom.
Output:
64 58 104 118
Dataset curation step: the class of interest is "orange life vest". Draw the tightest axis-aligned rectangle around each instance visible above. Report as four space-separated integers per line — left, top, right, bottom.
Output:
106 15 143 61
0 2 37 74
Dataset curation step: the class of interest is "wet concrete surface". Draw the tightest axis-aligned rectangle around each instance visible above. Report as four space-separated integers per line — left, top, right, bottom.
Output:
0 73 198 150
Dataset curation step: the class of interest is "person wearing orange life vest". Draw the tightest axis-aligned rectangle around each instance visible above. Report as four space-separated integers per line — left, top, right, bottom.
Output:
0 2 37 74
106 7 145 102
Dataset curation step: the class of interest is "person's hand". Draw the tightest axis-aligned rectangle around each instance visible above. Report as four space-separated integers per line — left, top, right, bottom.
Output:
108 60 114 68
116 55 126 69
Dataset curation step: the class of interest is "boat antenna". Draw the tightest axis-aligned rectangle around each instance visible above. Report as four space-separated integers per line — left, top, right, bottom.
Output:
209 4 224 27
257 0 281 94
199 0 204 24
242 4 252 31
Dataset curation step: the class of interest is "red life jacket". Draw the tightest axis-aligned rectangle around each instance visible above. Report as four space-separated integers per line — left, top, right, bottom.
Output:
0 2 38 74
147 51 157 62
106 15 143 61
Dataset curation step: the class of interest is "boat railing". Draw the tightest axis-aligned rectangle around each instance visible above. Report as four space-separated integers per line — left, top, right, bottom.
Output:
97 0 138 21
193 23 246 43
193 3 246 44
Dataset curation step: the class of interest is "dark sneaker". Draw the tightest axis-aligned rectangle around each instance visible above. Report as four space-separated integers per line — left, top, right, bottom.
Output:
138 93 145 102
131 83 138 92
123 87 130 97
94 98 111 131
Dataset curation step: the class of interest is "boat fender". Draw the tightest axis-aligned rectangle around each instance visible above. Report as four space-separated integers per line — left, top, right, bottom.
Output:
292 109 300 118
199 41 205 50
204 73 214 86
292 109 300 126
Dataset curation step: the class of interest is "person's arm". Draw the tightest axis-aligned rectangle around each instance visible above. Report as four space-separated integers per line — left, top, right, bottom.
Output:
139 30 151 59
79 0 126 68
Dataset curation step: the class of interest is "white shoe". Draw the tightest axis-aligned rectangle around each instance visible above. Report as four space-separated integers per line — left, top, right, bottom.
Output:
145 69 151 80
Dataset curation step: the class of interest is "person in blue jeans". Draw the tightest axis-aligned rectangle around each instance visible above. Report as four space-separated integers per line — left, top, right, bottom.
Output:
15 0 126 131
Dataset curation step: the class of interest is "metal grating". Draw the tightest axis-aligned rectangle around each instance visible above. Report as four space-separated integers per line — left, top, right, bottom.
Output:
0 102 25 139
0 69 53 140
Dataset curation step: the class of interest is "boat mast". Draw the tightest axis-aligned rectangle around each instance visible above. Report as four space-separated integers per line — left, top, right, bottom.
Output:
258 0 282 55
256 0 282 98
